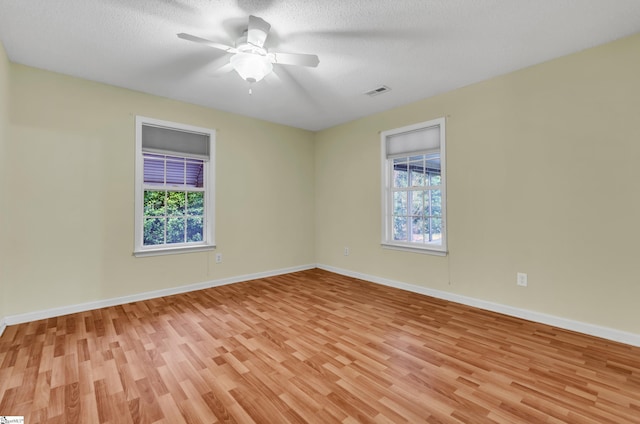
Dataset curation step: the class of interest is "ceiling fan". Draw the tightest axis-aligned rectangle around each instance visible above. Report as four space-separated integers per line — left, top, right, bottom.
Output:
178 15 320 85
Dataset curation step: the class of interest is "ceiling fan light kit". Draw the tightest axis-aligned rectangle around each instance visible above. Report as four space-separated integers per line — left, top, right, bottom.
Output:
230 52 273 83
178 15 319 87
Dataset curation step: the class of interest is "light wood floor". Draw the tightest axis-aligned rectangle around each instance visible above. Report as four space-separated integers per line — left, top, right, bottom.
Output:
1 269 639 423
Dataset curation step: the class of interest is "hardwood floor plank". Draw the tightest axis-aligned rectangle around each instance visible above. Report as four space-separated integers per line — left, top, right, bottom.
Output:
32 370 52 410
201 389 238 423
64 382 81 424
93 379 111 423
47 384 65 420
1 268 639 423
134 377 164 423
177 379 218 424
155 393 187 424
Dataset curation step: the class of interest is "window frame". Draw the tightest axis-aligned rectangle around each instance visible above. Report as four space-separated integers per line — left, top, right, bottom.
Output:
380 118 447 255
134 116 216 257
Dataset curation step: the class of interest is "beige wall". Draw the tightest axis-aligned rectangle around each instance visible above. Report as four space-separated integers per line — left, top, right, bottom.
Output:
0 42 9 323
4 64 315 316
316 33 640 334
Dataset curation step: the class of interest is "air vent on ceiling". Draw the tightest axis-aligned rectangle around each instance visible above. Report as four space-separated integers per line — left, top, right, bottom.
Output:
364 85 391 97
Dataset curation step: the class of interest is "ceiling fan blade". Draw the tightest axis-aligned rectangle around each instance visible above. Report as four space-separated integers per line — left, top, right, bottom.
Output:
270 52 319 67
177 33 238 53
247 15 271 48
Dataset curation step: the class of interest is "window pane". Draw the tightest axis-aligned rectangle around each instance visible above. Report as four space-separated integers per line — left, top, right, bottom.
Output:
167 217 185 244
144 190 165 216
393 191 407 215
424 153 441 185
411 191 424 216
143 218 165 245
166 191 186 216
411 169 426 186
408 156 425 187
186 159 204 188
430 171 441 185
428 218 442 243
166 159 185 186
187 192 204 216
431 189 442 216
143 157 165 185
187 217 203 242
393 158 408 188
393 216 407 241
422 190 432 217
425 153 440 167
411 217 424 243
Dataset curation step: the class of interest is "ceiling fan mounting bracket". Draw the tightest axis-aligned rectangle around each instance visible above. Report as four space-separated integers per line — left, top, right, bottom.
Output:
235 36 268 56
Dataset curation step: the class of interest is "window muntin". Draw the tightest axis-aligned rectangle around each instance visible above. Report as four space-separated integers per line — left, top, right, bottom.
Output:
381 118 446 254
135 117 215 256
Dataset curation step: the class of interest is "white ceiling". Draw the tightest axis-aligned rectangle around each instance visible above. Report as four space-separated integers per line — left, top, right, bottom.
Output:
1 1 639 131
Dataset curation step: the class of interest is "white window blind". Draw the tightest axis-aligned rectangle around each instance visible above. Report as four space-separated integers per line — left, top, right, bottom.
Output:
385 125 440 157
141 125 210 159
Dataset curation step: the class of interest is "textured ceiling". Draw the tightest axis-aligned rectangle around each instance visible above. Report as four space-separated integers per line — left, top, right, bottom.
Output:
1 0 639 131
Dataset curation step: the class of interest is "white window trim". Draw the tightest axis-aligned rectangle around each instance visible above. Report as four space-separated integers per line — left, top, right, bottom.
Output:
134 116 216 257
380 117 447 255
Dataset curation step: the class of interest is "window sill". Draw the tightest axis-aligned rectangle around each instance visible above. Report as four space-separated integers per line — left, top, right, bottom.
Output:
134 244 216 257
381 242 447 256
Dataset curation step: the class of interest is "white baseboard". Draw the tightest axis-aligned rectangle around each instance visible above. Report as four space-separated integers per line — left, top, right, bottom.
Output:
4 263 639 348
317 264 640 348
3 264 316 327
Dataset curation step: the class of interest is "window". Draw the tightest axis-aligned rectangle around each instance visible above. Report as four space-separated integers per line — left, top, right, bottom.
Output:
381 118 446 254
134 116 215 256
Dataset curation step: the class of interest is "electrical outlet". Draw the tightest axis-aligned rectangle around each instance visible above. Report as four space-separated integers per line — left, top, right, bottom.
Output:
215 253 223 264
517 272 527 287
344 247 349 256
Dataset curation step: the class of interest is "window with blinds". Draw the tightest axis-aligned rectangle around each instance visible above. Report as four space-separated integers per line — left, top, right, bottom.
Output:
134 117 216 256
380 118 447 254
